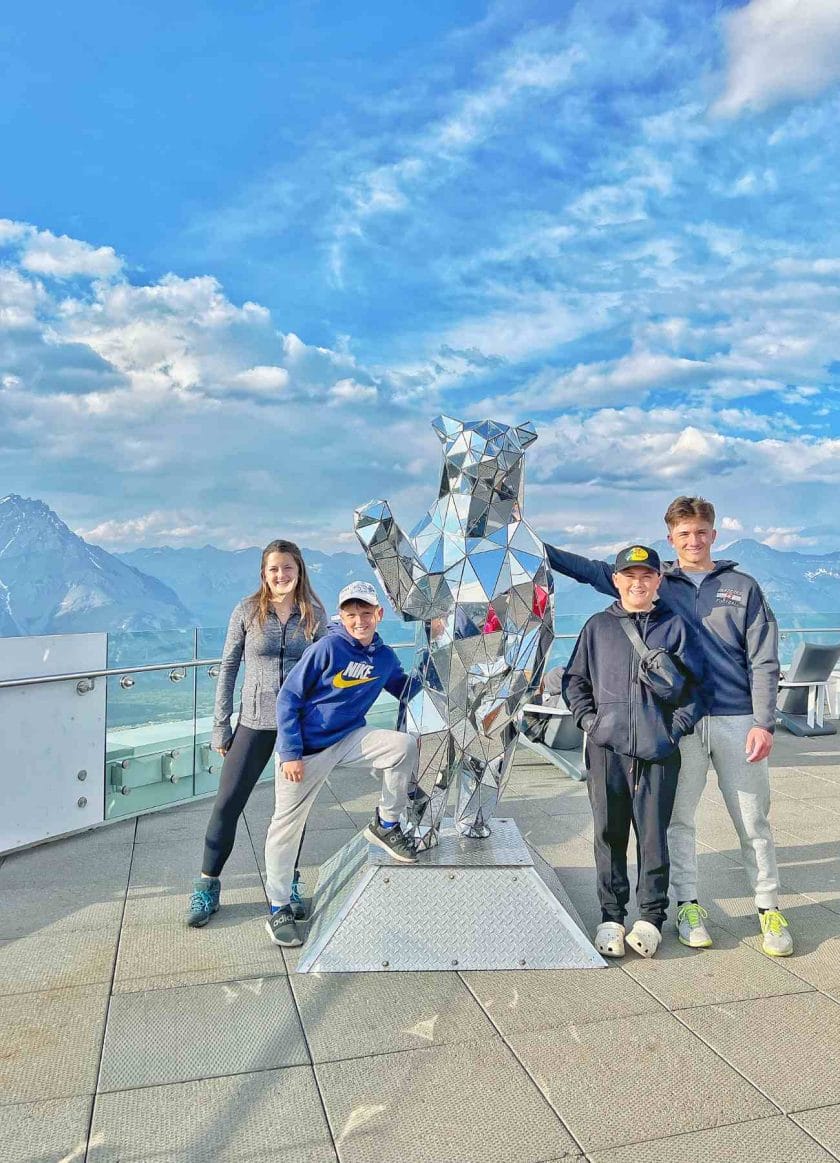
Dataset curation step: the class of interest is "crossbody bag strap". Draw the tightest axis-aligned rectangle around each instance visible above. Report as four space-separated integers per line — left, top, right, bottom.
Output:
619 616 650 659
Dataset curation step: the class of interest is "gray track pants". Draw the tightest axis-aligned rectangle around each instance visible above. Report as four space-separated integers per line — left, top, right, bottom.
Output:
264 727 418 906
668 714 780 910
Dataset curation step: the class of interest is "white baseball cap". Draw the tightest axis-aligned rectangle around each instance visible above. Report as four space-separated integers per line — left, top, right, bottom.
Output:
338 580 379 607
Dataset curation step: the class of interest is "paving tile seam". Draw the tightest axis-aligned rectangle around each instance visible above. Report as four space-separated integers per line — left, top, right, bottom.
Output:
0 971 118 1000
790 1111 840 1163
456 969 663 1038
488 1027 590 1158
304 1032 506 1071
279 945 341 1162
112 963 291 993
0 1089 97 1111
668 984 820 1017
84 815 139 1163
111 965 292 998
94 1055 315 1098
665 1007 787 1116
582 1111 799 1155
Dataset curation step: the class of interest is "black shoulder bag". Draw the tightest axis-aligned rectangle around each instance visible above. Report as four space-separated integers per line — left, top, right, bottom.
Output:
619 617 688 705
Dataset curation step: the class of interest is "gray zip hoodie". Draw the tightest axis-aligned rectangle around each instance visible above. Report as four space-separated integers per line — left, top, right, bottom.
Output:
546 545 779 731
212 599 328 750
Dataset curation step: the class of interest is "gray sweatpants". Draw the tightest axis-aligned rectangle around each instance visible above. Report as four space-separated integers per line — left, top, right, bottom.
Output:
264 727 418 906
668 714 780 910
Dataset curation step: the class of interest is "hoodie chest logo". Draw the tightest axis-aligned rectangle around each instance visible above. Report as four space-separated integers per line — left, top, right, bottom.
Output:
332 661 376 689
716 588 745 607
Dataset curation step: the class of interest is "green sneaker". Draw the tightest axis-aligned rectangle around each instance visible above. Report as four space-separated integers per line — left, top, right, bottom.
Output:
760 909 793 957
676 902 713 948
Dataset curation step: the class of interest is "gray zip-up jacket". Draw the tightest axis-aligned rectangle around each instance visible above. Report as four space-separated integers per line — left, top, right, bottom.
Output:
212 599 328 749
546 545 779 731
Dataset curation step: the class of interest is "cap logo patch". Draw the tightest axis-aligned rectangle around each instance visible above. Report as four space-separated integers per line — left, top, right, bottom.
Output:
627 547 649 562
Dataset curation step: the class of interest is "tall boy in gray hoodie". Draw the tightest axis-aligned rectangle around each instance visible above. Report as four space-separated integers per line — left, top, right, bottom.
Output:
547 496 793 957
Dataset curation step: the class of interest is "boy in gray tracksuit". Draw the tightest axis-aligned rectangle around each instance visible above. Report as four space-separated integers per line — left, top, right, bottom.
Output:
546 495 793 957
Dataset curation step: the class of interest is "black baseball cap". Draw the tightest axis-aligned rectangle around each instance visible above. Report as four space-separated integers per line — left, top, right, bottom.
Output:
614 545 661 573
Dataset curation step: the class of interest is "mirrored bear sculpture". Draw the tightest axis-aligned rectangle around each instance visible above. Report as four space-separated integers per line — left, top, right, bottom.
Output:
354 415 555 849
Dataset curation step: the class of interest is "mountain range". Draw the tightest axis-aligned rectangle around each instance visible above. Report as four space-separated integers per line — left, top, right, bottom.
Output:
0 495 193 636
1 494 839 639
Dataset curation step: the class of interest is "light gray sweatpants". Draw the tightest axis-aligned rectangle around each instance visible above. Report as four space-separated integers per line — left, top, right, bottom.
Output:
264 727 418 906
668 714 779 910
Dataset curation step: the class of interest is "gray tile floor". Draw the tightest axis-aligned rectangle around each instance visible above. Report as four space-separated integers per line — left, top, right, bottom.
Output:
2 729 840 1162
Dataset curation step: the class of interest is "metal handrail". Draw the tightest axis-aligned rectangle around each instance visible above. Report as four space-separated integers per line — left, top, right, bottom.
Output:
0 657 223 690
0 624 838 690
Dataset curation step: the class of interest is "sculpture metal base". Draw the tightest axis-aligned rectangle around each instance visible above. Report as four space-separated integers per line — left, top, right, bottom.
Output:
296 818 605 973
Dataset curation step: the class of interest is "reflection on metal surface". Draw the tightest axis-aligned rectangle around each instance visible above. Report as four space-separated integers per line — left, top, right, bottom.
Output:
355 416 554 848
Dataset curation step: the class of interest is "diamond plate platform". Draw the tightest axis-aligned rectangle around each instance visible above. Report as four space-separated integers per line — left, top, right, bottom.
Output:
296 818 605 973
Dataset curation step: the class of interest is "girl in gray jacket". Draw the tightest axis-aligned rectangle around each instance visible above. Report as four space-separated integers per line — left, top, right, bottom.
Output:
186 540 327 927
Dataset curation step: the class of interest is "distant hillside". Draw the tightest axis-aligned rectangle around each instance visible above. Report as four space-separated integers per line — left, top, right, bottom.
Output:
0 495 195 636
116 544 384 628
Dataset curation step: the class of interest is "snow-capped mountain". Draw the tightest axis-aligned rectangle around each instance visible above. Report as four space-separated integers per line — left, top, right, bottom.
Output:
116 544 382 629
0 495 195 636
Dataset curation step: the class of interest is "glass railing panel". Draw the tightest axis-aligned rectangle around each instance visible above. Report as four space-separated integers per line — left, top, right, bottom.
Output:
777 615 840 668
105 629 199 819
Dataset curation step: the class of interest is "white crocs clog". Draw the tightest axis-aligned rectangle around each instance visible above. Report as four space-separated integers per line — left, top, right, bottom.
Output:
625 920 662 958
594 921 626 958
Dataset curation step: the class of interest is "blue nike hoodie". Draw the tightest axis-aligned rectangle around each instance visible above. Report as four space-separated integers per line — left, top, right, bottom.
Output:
275 623 410 761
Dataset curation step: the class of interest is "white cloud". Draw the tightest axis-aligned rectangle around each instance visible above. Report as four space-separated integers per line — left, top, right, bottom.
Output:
330 33 582 279
713 0 840 118
774 257 840 277
754 524 819 549
1 219 123 279
329 378 378 404
486 351 710 413
721 516 744 531
77 511 205 547
233 366 290 394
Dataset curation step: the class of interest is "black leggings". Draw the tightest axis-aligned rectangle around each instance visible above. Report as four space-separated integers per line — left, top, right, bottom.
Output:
202 725 304 878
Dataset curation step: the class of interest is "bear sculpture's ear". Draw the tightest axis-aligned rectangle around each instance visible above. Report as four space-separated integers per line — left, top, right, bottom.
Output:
432 415 463 443
515 420 538 449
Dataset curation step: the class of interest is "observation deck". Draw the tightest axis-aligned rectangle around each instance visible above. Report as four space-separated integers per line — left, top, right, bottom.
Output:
2 624 840 1162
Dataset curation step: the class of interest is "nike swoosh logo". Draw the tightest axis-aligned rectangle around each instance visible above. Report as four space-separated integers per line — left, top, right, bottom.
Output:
332 673 376 688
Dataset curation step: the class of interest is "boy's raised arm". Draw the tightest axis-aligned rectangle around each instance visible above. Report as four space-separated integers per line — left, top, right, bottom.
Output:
545 543 619 598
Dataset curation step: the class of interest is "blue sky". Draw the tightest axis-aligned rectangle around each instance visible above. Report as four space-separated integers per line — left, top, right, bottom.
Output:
2 0 840 555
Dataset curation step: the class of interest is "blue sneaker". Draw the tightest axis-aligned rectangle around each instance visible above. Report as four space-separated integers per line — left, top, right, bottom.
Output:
290 870 307 921
186 877 221 927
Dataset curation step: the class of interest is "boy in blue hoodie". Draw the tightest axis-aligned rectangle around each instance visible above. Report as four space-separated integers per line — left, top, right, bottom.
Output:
264 580 418 947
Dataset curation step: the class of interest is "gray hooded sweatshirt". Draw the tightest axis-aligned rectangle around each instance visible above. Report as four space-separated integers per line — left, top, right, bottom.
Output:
545 546 779 731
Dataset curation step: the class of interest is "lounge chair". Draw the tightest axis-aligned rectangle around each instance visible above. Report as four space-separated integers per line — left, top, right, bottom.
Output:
518 668 586 780
776 642 840 737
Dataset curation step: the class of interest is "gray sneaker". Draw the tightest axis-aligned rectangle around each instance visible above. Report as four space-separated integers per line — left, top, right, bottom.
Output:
364 809 418 863
760 909 793 957
265 906 302 947
676 902 713 949
186 877 220 927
